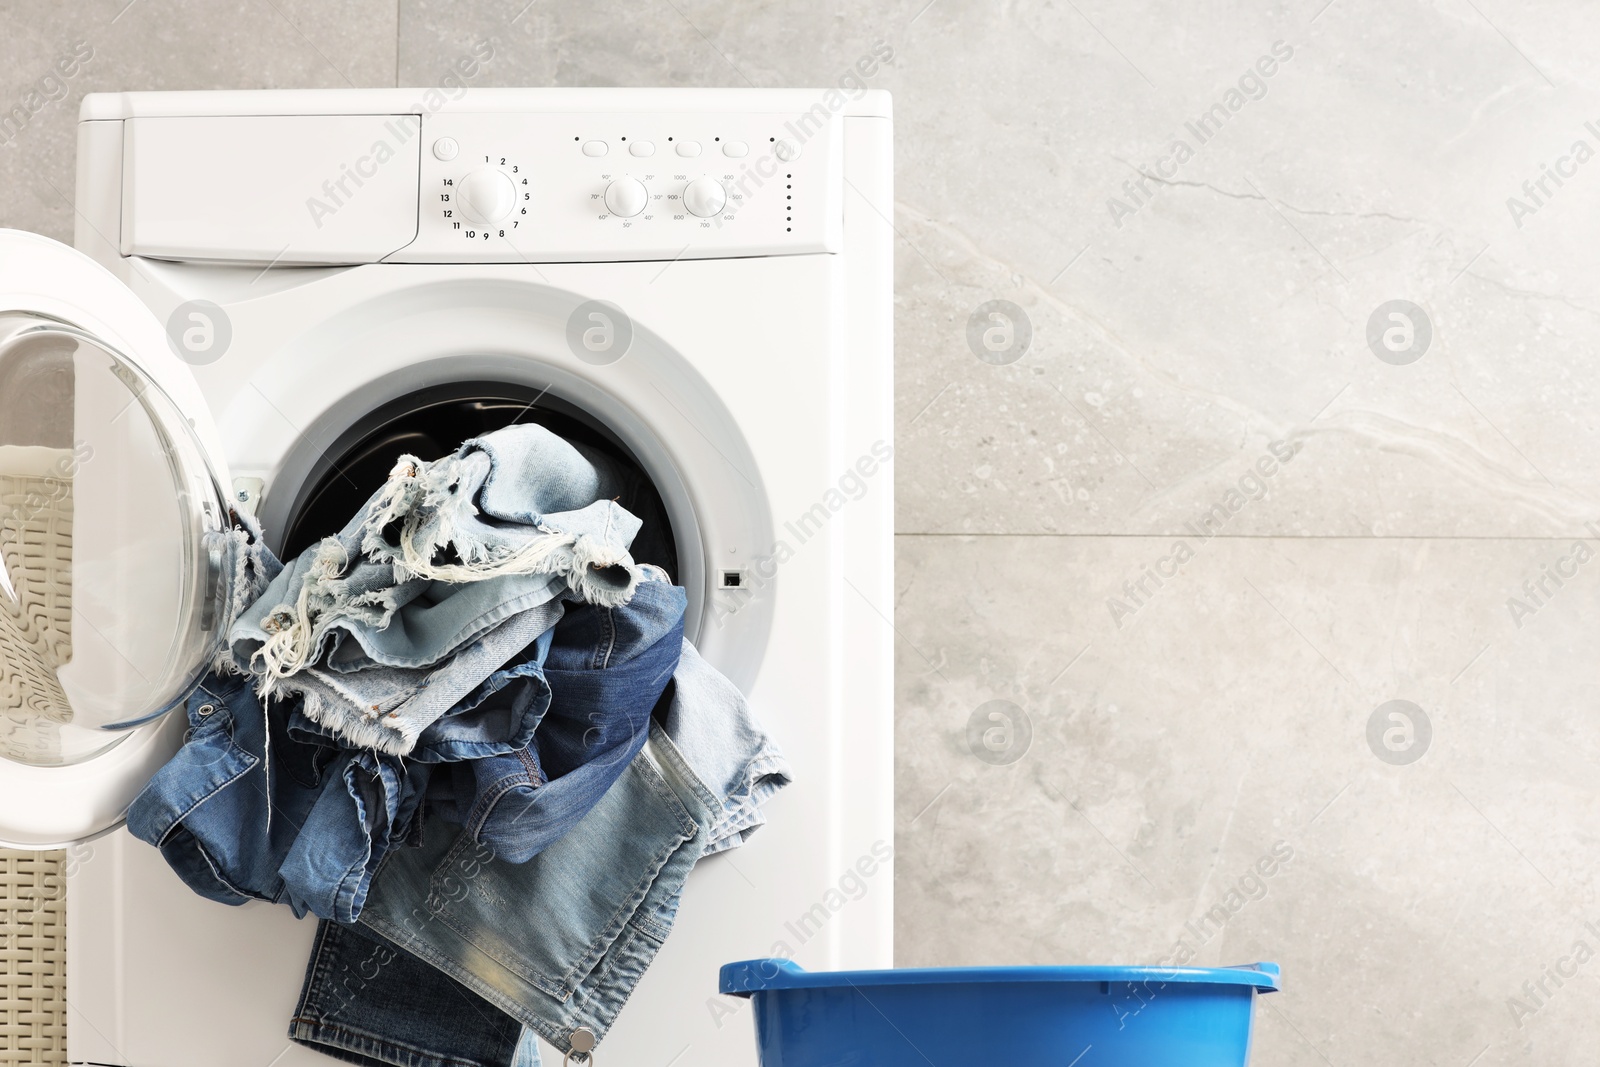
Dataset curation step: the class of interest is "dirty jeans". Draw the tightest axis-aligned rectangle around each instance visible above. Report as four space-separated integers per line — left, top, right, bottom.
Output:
229 423 649 756
127 573 696 922
290 728 709 1067
288 643 793 1065
125 601 560 923
430 573 687 864
291 920 541 1067
125 674 342 915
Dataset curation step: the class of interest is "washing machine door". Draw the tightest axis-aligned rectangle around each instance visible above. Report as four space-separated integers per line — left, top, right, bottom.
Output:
0 229 235 849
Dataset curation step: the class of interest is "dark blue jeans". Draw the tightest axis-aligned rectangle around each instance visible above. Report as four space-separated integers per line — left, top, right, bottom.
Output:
429 576 686 864
291 919 537 1067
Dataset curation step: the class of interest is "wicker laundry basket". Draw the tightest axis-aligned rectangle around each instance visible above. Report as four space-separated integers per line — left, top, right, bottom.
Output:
0 420 77 1064
0 849 66 1067
0 444 76 765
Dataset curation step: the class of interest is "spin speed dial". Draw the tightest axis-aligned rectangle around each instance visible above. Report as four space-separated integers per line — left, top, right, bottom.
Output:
682 176 727 218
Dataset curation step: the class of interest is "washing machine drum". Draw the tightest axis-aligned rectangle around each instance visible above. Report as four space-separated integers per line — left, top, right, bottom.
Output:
274 383 678 578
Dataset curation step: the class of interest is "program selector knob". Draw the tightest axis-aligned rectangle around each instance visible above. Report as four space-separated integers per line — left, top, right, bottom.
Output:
604 178 649 218
458 168 517 224
682 176 727 218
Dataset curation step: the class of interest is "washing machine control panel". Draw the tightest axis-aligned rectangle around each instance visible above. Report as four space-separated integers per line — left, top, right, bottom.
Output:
391 112 844 262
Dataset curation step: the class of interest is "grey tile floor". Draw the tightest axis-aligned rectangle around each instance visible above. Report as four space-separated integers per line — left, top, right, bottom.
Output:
4 1 1599 1062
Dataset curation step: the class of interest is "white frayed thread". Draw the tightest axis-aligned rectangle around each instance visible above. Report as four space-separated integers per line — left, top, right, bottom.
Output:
360 454 642 601
209 517 284 677
249 539 352 688
244 453 641 698
261 695 272 835
292 684 412 757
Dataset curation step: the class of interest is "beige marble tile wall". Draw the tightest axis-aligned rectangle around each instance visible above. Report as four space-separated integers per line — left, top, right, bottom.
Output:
4 1 1597 1062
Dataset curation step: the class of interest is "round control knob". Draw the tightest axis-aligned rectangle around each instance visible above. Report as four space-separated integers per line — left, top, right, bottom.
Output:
682 176 727 218
604 178 649 218
458 168 517 224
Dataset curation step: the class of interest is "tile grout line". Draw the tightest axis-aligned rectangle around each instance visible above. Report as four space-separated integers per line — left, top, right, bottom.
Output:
892 532 1597 541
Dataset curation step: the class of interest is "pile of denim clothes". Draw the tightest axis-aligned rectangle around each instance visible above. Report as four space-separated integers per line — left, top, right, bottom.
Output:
126 423 792 1067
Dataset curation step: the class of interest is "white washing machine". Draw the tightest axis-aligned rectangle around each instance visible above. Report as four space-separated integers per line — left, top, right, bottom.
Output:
0 88 892 1067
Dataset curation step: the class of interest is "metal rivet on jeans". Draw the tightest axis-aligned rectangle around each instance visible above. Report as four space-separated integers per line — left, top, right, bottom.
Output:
197 704 216 717
566 1027 598 1063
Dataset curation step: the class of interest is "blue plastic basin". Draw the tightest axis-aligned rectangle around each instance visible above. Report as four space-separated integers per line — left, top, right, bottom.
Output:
720 958 1280 1067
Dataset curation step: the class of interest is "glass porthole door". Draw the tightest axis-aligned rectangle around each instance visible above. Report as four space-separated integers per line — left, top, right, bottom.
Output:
0 229 234 848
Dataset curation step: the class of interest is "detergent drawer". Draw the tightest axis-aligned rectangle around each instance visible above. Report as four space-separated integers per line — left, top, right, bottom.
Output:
120 114 421 265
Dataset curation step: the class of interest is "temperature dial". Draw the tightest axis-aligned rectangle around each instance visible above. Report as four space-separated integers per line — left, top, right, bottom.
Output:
604 178 650 218
458 168 517 224
682 176 727 218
